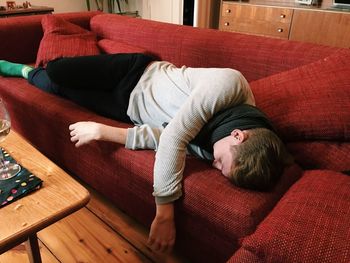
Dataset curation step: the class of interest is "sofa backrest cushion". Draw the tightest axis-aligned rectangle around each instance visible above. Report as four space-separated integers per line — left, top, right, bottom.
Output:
90 14 340 82
97 39 147 54
287 141 350 172
250 49 350 142
0 12 99 64
35 15 100 67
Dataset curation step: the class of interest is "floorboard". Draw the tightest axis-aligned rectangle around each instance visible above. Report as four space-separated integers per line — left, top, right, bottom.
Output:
0 184 189 263
0 241 59 263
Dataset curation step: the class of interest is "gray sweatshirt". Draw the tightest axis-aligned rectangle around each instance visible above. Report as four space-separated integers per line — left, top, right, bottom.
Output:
126 61 255 204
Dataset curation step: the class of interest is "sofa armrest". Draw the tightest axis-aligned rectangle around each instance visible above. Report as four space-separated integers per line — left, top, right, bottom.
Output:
0 15 44 63
227 169 350 263
0 11 100 64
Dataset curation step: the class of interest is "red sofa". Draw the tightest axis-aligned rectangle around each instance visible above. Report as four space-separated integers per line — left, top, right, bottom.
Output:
0 12 349 263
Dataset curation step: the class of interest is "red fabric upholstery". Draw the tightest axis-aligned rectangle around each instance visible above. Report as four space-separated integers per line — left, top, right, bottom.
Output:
228 249 261 263
0 12 99 64
98 39 147 54
0 12 349 263
35 15 100 67
90 14 340 82
0 76 303 263
250 49 350 142
228 170 350 263
176 162 302 262
287 141 350 172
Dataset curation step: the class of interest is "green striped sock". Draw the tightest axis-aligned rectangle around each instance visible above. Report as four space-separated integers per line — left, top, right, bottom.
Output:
0 60 33 79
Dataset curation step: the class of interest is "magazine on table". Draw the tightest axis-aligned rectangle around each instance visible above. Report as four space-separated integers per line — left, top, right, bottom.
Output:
0 148 43 207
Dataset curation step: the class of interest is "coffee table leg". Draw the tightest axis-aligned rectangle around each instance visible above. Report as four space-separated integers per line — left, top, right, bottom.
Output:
25 233 42 263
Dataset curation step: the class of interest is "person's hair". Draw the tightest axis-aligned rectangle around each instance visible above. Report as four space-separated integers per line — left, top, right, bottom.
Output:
228 128 293 191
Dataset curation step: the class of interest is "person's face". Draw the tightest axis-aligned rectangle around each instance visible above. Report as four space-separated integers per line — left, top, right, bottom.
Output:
212 129 248 178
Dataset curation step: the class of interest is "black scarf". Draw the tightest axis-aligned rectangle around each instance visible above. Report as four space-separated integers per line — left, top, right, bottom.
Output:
190 104 274 153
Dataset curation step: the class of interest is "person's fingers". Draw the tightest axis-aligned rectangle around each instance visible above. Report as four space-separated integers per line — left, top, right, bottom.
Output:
153 241 161 251
159 242 169 253
147 236 155 246
148 236 163 252
69 123 77 130
149 240 174 253
163 239 175 253
166 239 175 253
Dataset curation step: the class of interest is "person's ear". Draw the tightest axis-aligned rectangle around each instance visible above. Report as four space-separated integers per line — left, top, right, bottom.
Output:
231 129 247 145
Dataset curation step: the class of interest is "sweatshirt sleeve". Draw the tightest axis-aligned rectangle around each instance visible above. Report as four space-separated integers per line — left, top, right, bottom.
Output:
125 124 164 150
153 69 255 204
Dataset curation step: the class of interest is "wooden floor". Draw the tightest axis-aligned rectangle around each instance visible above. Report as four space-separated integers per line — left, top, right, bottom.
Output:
0 183 189 263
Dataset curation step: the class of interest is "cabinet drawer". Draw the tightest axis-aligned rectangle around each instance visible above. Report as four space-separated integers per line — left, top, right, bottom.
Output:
220 2 293 39
221 3 293 23
220 18 291 38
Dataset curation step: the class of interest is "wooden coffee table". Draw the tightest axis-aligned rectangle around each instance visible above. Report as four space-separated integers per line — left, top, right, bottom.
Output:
0 131 90 263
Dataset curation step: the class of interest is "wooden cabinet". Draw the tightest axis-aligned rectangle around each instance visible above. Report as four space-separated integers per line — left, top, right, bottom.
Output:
290 9 350 48
219 1 350 48
220 2 293 39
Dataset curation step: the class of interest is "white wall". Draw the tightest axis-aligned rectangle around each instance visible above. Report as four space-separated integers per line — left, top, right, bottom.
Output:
0 0 142 14
142 0 183 24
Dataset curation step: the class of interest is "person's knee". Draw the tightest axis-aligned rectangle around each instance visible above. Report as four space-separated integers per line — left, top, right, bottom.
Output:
27 67 60 94
46 59 63 84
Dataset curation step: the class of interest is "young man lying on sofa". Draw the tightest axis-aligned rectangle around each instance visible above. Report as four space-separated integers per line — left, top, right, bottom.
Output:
0 53 291 253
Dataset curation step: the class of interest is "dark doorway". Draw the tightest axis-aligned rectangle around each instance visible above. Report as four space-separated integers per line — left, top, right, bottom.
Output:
183 0 195 26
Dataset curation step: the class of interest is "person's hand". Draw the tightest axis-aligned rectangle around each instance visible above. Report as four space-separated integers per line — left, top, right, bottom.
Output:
69 121 102 147
148 203 176 253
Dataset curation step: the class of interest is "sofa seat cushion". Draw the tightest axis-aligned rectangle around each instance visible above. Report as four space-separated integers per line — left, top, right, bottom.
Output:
250 49 350 142
228 170 350 263
35 15 100 67
98 39 147 54
175 162 302 262
287 141 350 172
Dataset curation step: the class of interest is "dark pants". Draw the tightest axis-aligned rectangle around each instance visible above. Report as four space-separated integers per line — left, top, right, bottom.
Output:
28 53 155 122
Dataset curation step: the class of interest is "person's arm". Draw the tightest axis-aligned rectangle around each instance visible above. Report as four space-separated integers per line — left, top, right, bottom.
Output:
69 122 163 149
149 69 253 252
148 203 175 253
126 124 164 150
153 69 252 204
69 121 127 147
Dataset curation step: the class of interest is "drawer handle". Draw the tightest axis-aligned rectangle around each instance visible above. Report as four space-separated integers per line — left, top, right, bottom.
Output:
280 14 286 18
277 28 283 33
224 22 230 26
226 9 231 13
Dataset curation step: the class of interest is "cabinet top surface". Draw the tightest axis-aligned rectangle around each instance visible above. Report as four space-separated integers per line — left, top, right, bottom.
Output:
0 6 54 15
